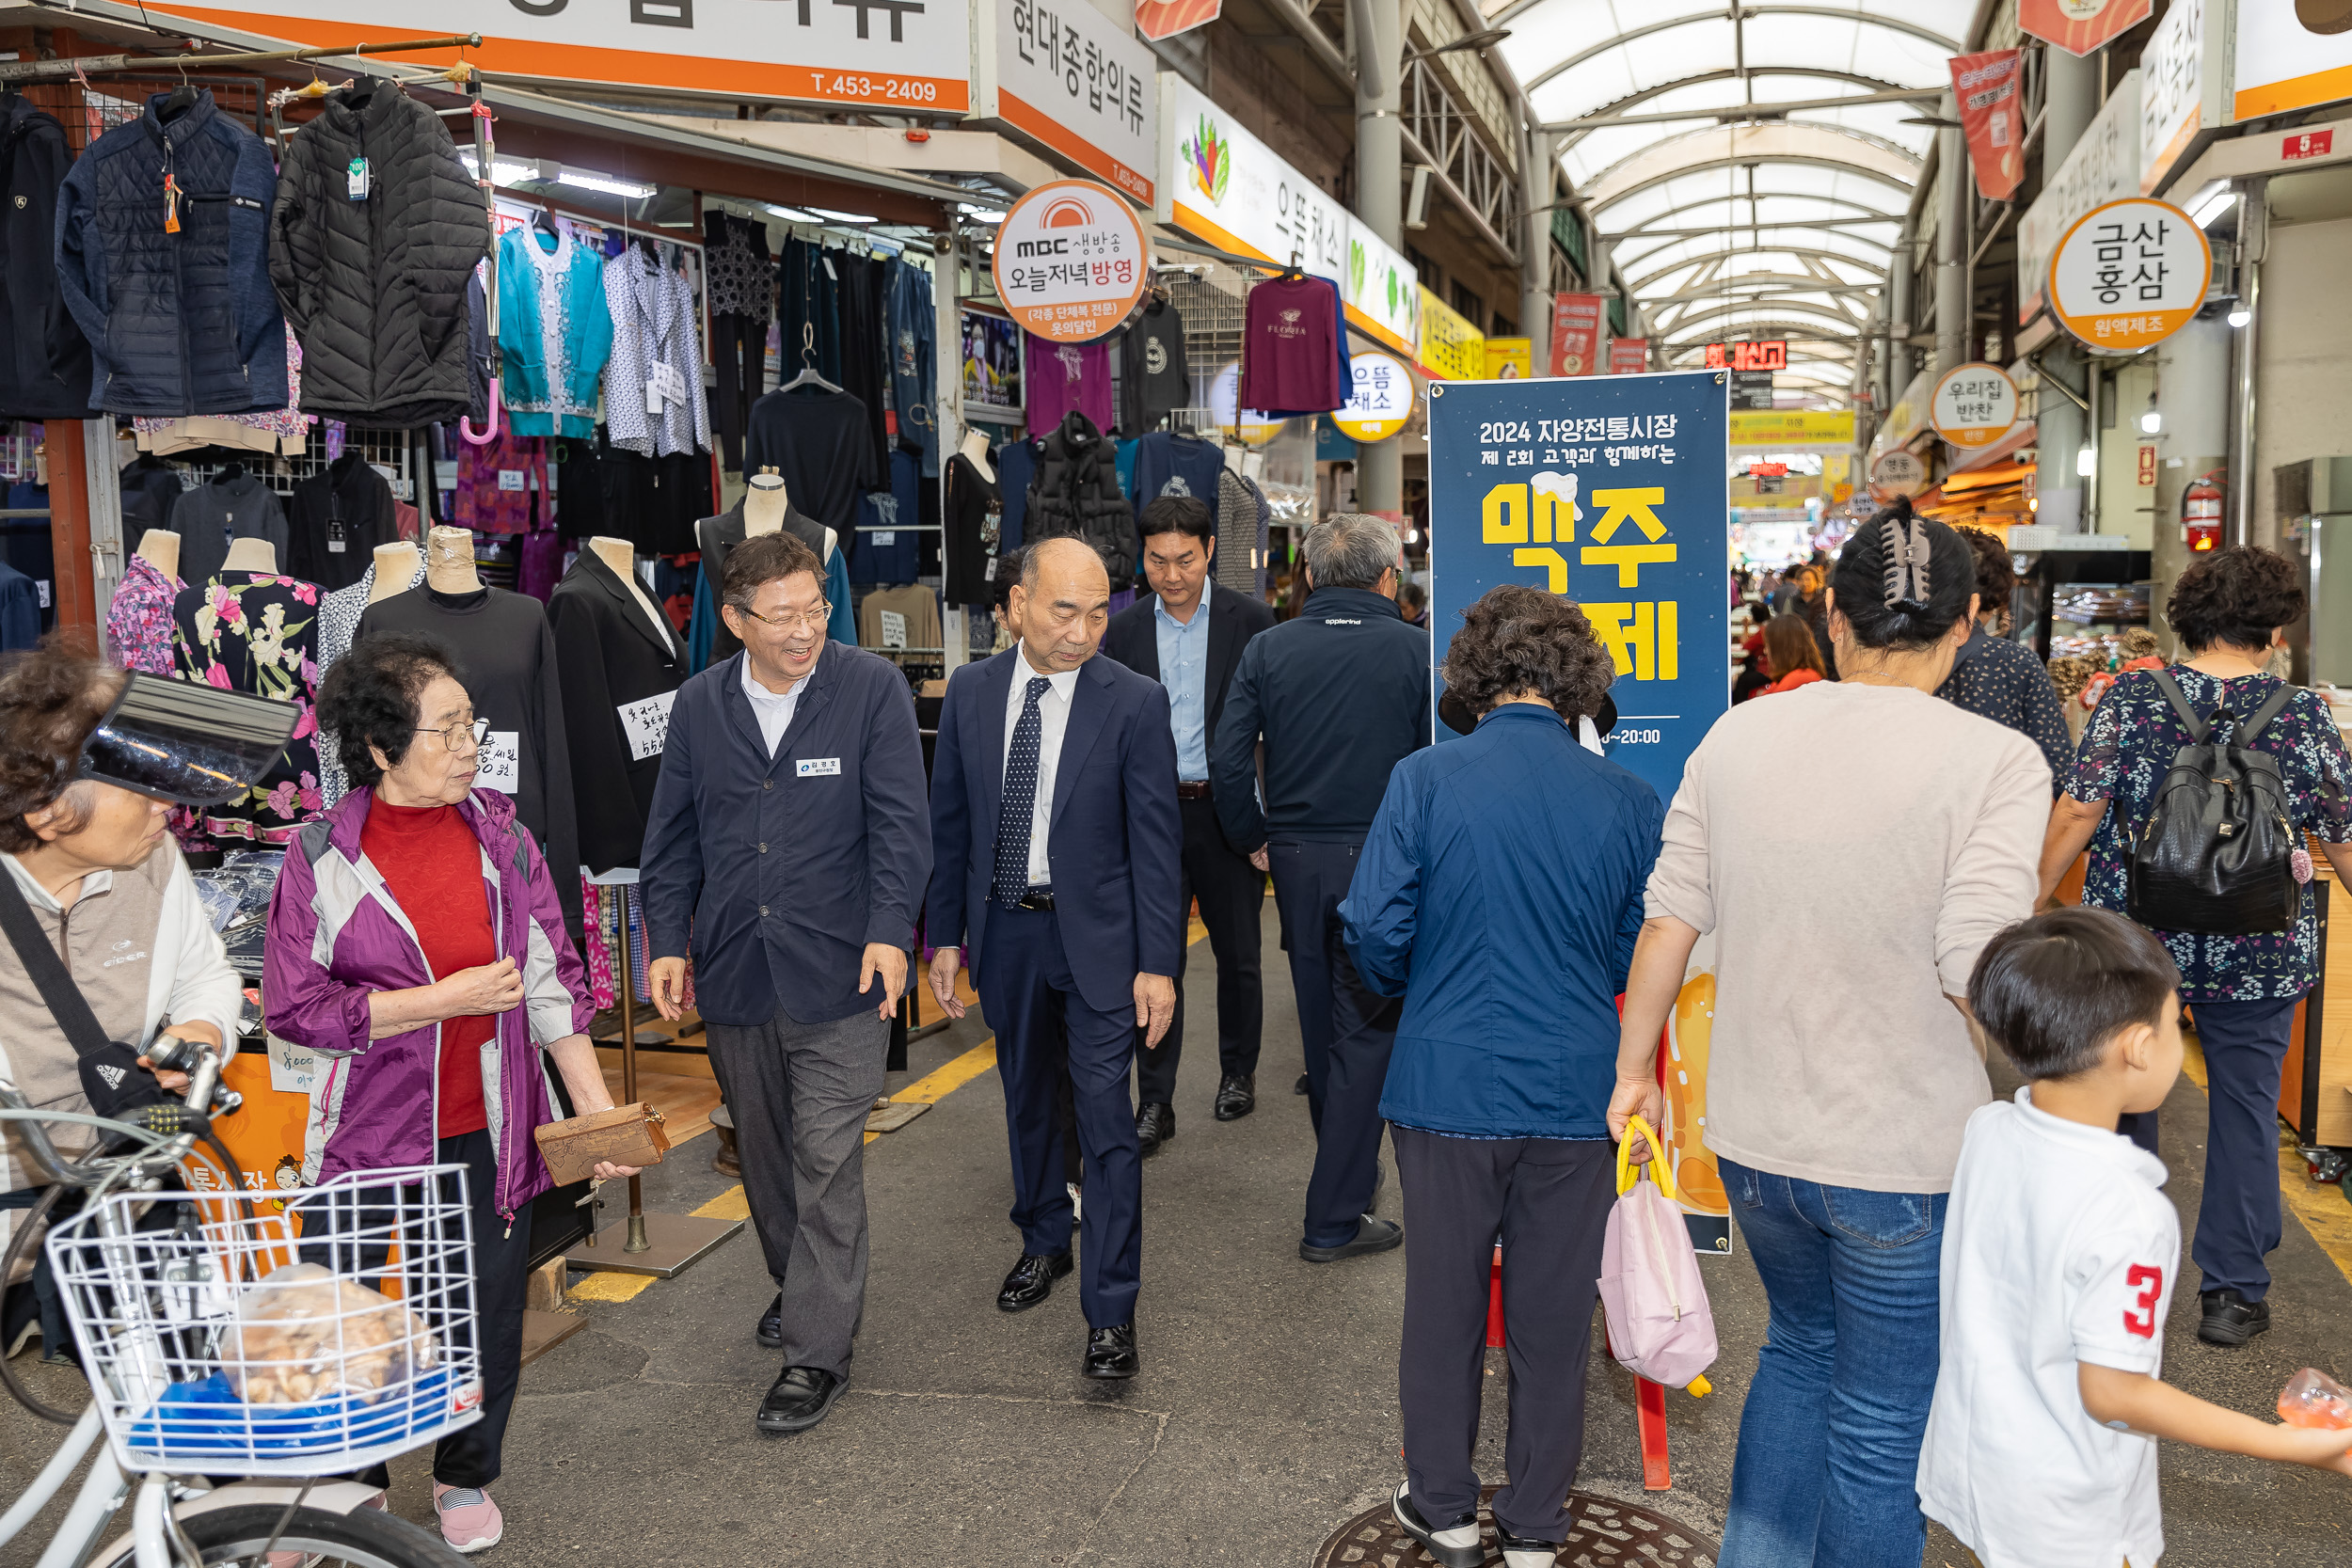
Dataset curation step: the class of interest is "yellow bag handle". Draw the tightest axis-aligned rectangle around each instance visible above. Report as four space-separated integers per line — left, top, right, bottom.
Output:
1615 1114 1678 1202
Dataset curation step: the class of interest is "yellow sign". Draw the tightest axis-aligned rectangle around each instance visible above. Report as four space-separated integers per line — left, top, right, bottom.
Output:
1334 353 1413 443
1484 337 1533 380
1726 409 1856 450
1418 287 1485 382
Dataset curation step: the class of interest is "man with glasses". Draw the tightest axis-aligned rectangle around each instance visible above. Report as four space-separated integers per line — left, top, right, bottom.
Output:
641 531 930 1436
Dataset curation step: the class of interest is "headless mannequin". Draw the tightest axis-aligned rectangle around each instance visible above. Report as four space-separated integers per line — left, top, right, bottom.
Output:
135 530 181 579
959 429 994 485
589 535 675 650
746 469 837 561
369 542 421 605
425 526 483 594
221 537 278 575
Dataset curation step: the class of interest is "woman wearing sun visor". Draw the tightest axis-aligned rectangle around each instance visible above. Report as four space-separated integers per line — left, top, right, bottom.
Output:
0 644 295 1362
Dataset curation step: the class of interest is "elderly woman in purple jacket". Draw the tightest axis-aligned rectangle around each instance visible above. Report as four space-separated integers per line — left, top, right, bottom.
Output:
265 631 632 1558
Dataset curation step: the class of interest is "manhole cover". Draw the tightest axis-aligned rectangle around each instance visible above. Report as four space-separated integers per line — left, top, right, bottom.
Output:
1315 1487 1717 1567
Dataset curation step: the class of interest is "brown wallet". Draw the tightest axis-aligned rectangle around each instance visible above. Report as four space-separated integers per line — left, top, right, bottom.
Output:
532 1103 670 1186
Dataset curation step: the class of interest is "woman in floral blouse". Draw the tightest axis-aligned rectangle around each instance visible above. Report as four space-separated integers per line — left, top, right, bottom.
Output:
2039 546 2352 1350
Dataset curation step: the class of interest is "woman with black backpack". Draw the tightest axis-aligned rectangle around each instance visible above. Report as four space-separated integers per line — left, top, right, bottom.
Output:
2039 545 2352 1349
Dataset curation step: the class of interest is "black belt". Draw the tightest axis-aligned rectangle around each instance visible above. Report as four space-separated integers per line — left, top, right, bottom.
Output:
999 885 1055 911
1175 781 1213 800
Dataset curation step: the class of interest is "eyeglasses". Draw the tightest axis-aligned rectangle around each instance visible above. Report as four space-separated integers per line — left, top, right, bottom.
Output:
416 718 490 752
735 602 829 636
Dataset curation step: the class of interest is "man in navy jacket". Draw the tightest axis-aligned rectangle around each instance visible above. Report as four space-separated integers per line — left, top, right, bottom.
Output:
643 531 930 1436
926 537 1183 1381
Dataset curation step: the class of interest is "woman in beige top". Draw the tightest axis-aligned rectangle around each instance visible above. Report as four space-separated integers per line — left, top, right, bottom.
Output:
1609 502 2050 1568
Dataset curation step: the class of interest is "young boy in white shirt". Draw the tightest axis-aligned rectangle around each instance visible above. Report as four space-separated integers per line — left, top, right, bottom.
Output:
1917 907 2352 1567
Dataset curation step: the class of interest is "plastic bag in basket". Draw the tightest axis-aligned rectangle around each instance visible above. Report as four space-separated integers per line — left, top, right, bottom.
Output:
224 1263 439 1406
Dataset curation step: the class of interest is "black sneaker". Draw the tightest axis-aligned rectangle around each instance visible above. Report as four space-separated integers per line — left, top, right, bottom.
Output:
1391 1481 1484 1568
2198 1287 2270 1347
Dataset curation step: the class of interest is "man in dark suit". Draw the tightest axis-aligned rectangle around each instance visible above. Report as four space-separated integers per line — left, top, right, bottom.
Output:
1102 496 1277 1151
642 531 930 1436
1214 513 1430 1265
926 536 1183 1380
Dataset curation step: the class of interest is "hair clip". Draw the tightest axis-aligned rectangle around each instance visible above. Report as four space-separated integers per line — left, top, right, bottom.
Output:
1882 515 1931 611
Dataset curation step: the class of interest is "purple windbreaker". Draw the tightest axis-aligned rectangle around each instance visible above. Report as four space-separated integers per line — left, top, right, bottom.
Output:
263 786 596 1221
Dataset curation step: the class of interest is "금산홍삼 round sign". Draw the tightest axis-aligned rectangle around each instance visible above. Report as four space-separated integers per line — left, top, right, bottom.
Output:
990 179 1148 343
1930 362 2020 449
2049 197 2211 355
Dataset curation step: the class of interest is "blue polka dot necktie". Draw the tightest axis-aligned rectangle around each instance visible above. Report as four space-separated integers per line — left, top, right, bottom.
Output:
993 676 1053 904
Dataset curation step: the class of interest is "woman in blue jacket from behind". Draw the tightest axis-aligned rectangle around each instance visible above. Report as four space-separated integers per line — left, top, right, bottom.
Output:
1341 584 1664 1568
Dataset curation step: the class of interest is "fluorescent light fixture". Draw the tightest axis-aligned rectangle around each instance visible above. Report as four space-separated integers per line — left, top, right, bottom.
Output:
556 168 657 199
958 202 1003 224
456 150 543 187
2228 305 2252 327
762 202 823 222
2138 399 2162 435
2188 186 2237 228
803 206 876 224
2075 445 2096 477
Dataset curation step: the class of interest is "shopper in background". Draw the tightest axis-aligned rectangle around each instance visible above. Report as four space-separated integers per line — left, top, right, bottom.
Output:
268 632 629 1556
988 546 1025 654
1612 500 2049 1567
1396 579 1428 627
1213 513 1430 1265
1756 615 1826 696
1937 527 2071 787
1102 497 1276 1146
1788 564 1837 678
1344 586 1661 1568
642 531 930 1434
2037 545 2352 1348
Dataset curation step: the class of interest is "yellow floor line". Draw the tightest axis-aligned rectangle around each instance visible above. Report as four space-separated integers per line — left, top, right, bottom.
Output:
2181 1035 2352 1289
567 1268 657 1304
693 1185 752 1223
892 1038 999 1104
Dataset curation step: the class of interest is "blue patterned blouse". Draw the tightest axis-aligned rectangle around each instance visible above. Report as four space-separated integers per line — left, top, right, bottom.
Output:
2069 666 2352 1001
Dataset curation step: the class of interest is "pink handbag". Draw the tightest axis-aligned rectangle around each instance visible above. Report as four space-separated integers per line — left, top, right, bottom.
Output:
1597 1116 1718 1394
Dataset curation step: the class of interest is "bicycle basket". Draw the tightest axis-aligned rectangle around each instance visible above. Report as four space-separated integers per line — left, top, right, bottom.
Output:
44 1164 485 1477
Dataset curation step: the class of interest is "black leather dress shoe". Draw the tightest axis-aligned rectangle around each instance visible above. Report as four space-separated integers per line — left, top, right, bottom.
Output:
756 1366 845 1434
1294 1072 1310 1095
1136 1101 1175 1157
2199 1287 2271 1346
1083 1323 1139 1380
1299 1214 1405 1263
996 1250 1073 1312
1214 1073 1256 1120
755 1291 783 1350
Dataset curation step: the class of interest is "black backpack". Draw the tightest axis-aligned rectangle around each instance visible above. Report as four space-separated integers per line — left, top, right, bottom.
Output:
2125 671 2301 936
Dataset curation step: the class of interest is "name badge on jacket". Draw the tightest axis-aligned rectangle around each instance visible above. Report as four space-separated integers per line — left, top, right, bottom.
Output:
796 757 842 777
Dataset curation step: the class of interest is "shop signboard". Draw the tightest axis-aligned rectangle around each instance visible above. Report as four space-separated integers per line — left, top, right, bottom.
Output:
2235 0 2352 120
1333 353 1413 442
975 0 1158 204
1951 50 2026 201
1427 370 1733 1250
1549 292 1605 376
2049 197 2211 354
1727 409 1855 451
1343 219 1420 358
1136 0 1219 41
1418 287 1486 382
1872 449 1930 499
2019 0 2152 57
991 179 1149 342
2017 69 2142 324
2139 0 2228 195
1485 338 1533 379
1880 363 1934 449
1931 362 2021 449
1206 361 1284 447
142 0 973 112
1607 338 1649 374
1157 74 1347 282
1729 370 1775 410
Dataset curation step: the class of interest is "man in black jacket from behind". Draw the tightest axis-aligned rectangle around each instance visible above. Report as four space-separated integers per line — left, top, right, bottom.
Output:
1102 497 1277 1151
1213 513 1429 1263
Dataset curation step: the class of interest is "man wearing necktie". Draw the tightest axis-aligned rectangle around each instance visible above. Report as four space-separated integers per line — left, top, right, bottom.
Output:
926 537 1183 1380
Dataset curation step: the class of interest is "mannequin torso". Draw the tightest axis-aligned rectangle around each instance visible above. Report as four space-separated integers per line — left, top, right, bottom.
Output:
744 473 834 560
222 536 278 574
959 430 994 485
425 526 484 594
369 543 421 604
135 530 181 579
590 536 675 649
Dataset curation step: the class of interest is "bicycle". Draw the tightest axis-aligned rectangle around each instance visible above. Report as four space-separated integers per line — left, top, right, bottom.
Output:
1 1036 476 1568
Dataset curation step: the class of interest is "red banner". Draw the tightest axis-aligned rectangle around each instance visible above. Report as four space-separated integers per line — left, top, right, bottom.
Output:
1608 338 1648 374
1135 0 1220 41
2017 0 2150 57
1549 293 1605 377
1949 50 2026 201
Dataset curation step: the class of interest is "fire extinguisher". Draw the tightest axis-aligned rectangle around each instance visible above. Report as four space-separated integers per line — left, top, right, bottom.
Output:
2183 471 2225 553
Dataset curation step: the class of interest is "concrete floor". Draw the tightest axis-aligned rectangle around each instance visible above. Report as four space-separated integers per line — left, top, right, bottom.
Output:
6 916 2352 1566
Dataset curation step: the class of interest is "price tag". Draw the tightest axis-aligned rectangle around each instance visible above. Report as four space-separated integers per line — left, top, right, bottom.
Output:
871 531 896 546
822 254 837 280
880 609 907 649
473 730 521 793
498 469 526 492
617 689 676 763
265 1032 322 1096
650 361 688 405
346 156 370 200
326 538 346 553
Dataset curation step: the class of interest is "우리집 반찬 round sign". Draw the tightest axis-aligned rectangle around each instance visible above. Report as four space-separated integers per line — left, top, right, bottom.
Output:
2049 198 2211 355
991 179 1149 343
1930 362 2020 450
1333 353 1412 442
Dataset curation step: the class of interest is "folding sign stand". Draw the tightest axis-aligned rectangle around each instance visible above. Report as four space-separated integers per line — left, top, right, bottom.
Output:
564 872 742 1278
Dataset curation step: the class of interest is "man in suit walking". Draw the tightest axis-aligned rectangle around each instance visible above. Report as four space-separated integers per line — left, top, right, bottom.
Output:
1102 496 1277 1152
1214 514 1429 1264
642 531 931 1435
926 536 1183 1379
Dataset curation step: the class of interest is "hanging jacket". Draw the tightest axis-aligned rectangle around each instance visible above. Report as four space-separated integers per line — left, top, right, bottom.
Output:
547 548 685 874
602 241 710 459
55 90 288 417
0 90 95 419
1024 411 1137 580
268 79 487 425
499 222 612 438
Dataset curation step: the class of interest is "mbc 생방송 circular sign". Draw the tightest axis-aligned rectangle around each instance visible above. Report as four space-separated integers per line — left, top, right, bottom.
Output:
1871 449 1928 498
1931 362 2020 449
1333 353 1413 443
991 179 1149 343
2050 197 2211 355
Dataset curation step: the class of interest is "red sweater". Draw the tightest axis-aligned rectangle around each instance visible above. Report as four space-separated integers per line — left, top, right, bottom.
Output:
361 799 495 1139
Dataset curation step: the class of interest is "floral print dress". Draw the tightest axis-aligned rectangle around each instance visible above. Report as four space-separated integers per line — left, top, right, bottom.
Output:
2069 665 2352 1000
170 572 324 844
104 552 183 673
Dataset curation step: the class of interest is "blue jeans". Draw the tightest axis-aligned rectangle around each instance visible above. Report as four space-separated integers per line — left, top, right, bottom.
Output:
1718 1158 1946 1568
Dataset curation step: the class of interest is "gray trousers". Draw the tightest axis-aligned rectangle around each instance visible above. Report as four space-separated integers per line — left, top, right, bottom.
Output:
706 1006 889 1377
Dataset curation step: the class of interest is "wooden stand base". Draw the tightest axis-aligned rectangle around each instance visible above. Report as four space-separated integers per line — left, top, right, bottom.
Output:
562 1212 744 1279
520 1308 587 1366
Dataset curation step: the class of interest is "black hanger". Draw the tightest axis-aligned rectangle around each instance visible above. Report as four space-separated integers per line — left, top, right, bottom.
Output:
532 206 560 241
158 80 199 122
215 459 246 486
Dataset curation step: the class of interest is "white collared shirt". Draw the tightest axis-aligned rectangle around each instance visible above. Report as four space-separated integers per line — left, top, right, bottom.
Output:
741 647 817 758
1000 652 1083 887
